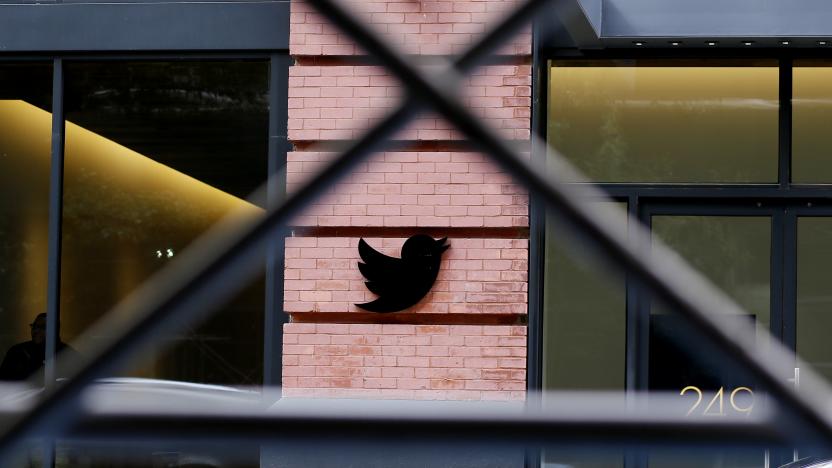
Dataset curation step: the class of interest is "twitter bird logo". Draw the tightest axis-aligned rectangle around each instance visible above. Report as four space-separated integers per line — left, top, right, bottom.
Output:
356 235 450 313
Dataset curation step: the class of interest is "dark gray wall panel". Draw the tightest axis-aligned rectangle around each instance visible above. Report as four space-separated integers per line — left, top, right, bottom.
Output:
578 0 601 35
549 0 601 48
602 0 832 38
0 2 288 52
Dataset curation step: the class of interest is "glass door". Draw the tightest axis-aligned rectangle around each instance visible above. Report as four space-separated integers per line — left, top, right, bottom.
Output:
642 203 779 468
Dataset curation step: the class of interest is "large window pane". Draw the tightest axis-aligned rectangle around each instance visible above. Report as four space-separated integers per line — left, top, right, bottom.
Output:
548 60 779 183
60 61 268 385
650 215 771 389
797 217 832 383
793 62 832 183
542 202 627 468
543 203 627 391
650 215 770 468
0 62 52 383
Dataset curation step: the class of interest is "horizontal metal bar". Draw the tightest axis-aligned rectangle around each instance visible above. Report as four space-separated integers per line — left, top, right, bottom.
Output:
66 412 784 449
0 389 788 449
594 185 832 200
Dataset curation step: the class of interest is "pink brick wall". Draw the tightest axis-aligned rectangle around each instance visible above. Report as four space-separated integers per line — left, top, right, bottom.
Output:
284 237 528 314
283 323 526 400
287 151 528 227
284 0 531 401
287 65 531 141
290 0 531 56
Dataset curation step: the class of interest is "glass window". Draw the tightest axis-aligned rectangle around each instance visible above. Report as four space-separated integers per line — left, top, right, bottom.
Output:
543 202 627 391
650 216 771 387
0 62 53 383
548 60 779 183
60 61 269 385
797 217 832 383
793 62 832 183
542 202 627 468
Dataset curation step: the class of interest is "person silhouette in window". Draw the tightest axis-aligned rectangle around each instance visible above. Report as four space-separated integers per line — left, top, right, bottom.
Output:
0 313 75 381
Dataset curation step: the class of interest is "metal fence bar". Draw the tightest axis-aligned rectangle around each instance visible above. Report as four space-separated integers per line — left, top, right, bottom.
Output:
304 0 832 447
0 0 831 462
64 409 784 449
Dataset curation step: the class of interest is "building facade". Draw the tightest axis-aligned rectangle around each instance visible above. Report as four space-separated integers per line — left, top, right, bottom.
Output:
3 0 832 466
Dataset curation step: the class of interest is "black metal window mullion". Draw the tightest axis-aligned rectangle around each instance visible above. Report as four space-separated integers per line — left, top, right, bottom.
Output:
771 205 786 345
45 57 65 387
782 208 798 353
625 194 641 393
779 58 793 189
526 43 548 396
524 25 547 467
264 53 291 389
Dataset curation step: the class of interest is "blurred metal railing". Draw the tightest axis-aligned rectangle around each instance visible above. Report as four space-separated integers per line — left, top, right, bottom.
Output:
1 0 832 464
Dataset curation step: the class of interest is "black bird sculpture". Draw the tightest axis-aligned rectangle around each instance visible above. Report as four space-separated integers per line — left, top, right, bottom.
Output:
356 235 450 313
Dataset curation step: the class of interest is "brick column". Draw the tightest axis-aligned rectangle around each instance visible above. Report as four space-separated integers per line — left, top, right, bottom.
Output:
284 0 531 400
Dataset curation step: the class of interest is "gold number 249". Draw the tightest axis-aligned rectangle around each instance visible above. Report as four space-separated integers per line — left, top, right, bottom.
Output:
680 386 754 416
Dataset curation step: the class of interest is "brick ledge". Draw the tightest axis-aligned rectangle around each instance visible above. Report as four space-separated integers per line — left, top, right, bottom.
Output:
288 312 527 325
287 226 529 239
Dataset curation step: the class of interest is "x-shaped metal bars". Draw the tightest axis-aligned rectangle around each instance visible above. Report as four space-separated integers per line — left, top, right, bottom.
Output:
1 0 832 463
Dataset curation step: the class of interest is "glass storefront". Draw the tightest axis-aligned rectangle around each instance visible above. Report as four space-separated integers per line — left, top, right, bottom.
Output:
544 59 832 468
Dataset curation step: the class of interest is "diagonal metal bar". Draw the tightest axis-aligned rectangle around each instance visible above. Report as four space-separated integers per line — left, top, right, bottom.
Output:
0 0 829 461
306 0 832 448
0 0 556 462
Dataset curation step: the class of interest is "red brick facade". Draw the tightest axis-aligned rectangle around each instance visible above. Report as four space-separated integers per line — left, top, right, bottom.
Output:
283 0 531 400
283 323 526 400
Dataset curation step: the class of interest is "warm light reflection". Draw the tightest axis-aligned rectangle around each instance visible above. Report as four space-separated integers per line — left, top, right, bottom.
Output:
548 64 779 183
0 100 52 349
793 66 832 182
0 99 263 345
0 99 261 216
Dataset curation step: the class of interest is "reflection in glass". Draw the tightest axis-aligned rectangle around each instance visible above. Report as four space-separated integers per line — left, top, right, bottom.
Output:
548 61 779 183
650 216 771 387
649 215 769 468
543 203 627 468
797 218 832 384
60 61 269 385
793 64 832 183
543 203 627 391
0 63 52 384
